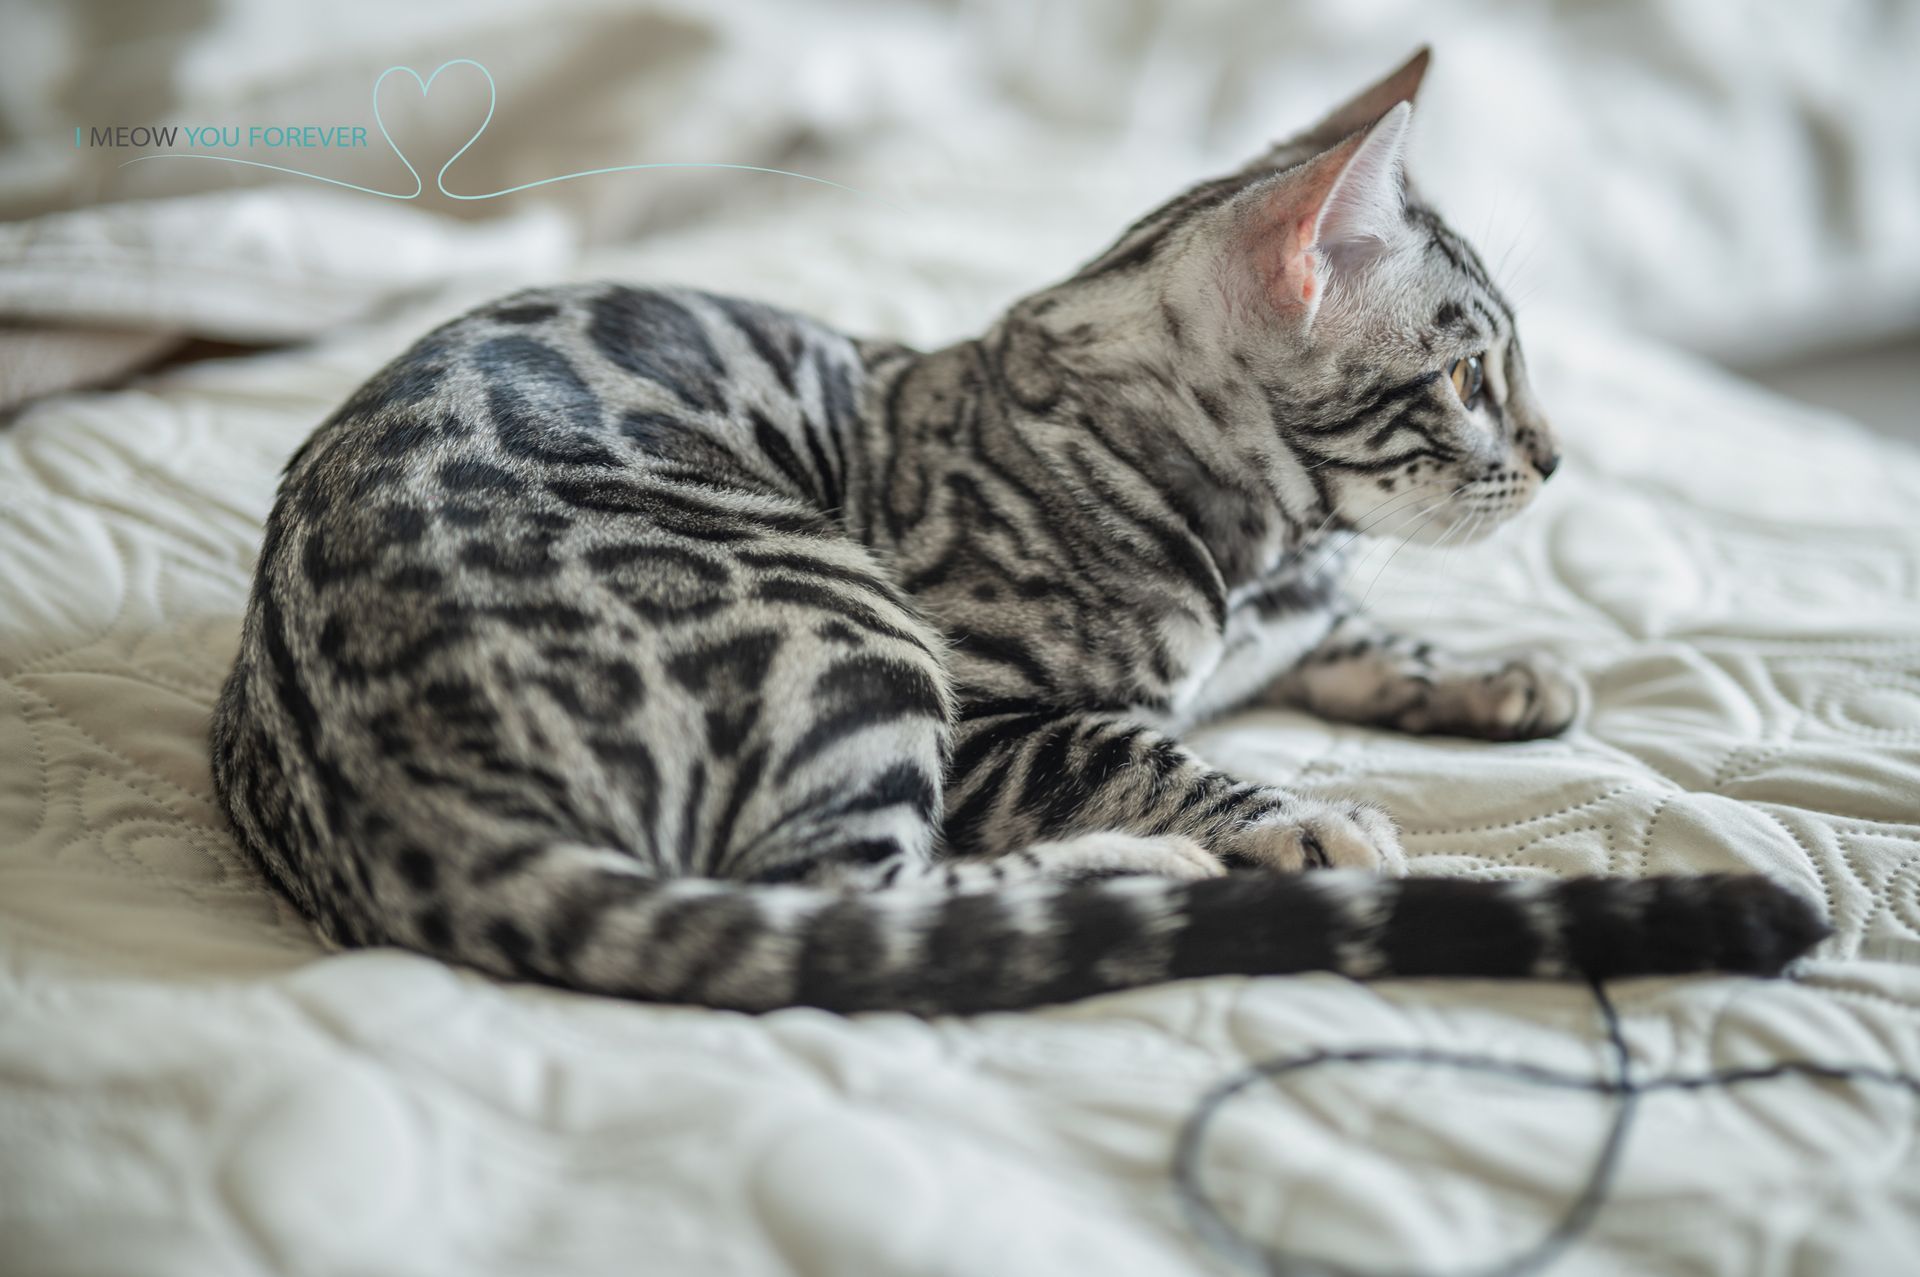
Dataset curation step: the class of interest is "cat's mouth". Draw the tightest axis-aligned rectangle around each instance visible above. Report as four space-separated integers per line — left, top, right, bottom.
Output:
1453 466 1544 533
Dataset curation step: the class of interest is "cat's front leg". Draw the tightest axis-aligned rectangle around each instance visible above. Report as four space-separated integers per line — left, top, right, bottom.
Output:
946 702 1403 874
1265 615 1584 741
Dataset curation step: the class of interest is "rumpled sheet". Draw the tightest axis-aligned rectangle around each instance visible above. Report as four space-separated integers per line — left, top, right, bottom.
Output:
2 161 1919 1273
6 0 1918 364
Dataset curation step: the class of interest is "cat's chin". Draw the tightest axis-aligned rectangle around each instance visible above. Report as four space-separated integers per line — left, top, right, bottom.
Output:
1409 507 1520 545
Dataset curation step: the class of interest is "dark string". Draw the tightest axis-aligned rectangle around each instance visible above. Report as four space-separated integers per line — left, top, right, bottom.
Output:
1173 978 1920 1277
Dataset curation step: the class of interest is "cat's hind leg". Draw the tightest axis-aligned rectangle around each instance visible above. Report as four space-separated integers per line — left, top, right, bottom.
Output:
942 701 1403 875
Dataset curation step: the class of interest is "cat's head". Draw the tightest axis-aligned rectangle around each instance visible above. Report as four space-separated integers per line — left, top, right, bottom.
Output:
1024 48 1556 548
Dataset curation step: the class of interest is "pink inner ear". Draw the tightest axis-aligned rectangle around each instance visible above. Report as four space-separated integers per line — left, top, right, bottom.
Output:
1252 203 1330 317
1248 105 1410 316
1250 134 1374 314
1271 215 1318 308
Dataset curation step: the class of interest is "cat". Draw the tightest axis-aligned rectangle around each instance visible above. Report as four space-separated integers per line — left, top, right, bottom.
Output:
210 49 1825 1014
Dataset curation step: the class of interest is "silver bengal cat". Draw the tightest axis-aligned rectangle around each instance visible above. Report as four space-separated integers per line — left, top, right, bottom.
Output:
211 50 1825 1013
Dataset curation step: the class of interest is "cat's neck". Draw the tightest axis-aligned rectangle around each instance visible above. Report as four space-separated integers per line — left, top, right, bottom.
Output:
961 301 1331 591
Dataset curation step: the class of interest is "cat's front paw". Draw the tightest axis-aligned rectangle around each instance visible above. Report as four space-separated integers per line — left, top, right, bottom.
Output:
1467 652 1584 741
1404 650 1583 741
1215 797 1404 875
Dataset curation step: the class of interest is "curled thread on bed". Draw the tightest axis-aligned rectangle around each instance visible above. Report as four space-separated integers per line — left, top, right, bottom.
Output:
1172 978 1920 1277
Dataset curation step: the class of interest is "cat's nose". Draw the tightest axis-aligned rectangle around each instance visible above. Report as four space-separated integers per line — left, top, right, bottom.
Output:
1535 453 1561 480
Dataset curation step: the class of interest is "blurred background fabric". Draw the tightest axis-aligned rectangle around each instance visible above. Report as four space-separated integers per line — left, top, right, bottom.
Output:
2 0 1917 425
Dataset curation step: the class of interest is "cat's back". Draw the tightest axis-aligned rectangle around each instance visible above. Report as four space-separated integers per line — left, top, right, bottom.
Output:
254 284 876 619
207 282 903 936
287 283 858 494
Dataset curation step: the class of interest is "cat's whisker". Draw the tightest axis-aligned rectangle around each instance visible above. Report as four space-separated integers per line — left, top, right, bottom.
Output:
1349 488 1457 564
1421 509 1484 626
1501 234 1544 301
1491 202 1537 291
1322 491 1460 606
1290 486 1437 581
1401 509 1470 622
1508 283 1546 311
1295 477 1458 567
1295 450 1350 472
1288 463 1448 552
1351 501 1454 614
1475 190 1502 264
1306 498 1464 591
1300 481 1470 587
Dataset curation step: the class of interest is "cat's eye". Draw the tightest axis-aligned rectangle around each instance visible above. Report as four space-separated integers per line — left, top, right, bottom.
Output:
1448 353 1485 408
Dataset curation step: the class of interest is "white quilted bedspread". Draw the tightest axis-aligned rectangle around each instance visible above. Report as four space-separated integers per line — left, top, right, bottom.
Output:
4 199 1920 1277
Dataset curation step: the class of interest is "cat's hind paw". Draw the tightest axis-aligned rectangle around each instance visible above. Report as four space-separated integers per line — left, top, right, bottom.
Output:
1215 798 1404 875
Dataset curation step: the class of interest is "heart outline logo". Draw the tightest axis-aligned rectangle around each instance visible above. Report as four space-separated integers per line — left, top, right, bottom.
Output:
370 58 495 201
114 57 899 212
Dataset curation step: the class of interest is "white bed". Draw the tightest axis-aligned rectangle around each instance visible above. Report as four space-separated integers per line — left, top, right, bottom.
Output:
5 3 1920 1273
4 176 1920 1274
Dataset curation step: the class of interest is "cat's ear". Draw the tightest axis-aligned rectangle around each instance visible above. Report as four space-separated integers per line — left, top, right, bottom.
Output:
1242 102 1413 322
1247 46 1428 172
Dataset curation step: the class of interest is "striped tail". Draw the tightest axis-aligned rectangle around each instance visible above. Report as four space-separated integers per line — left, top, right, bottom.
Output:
447 858 1830 1014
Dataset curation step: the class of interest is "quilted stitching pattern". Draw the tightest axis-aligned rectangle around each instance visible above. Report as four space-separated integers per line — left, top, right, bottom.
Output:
2 278 1917 1273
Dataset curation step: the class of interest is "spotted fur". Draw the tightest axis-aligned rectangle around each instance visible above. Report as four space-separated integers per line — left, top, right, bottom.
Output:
210 50 1825 1013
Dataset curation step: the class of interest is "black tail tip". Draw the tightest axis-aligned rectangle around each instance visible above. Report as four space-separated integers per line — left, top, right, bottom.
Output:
1712 875 1832 975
